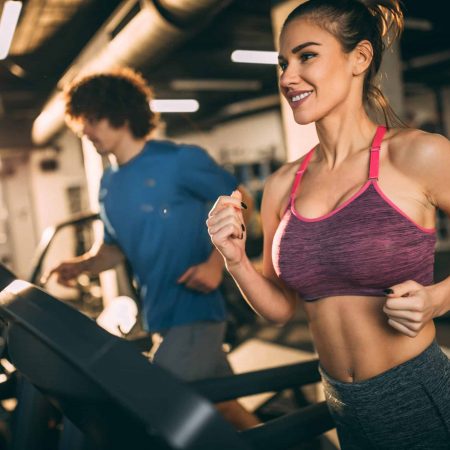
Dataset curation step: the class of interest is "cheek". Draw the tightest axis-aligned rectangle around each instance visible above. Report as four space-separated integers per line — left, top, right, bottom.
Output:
101 131 114 143
316 63 352 104
315 59 344 89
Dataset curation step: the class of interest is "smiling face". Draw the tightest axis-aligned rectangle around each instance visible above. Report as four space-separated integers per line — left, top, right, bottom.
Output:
278 18 359 125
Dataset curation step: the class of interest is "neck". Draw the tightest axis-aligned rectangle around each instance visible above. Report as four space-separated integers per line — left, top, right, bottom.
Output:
314 108 378 169
113 134 147 165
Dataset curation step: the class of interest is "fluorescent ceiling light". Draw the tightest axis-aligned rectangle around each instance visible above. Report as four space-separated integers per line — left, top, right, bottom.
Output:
5 60 25 77
231 50 278 65
170 79 262 91
405 50 450 69
404 18 433 32
220 95 280 117
150 99 199 113
0 1 23 60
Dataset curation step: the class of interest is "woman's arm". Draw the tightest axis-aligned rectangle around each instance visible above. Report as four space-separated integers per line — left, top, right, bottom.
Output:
207 169 298 324
384 131 450 337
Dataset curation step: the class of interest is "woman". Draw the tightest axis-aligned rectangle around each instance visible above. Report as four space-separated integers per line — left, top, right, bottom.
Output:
207 0 450 448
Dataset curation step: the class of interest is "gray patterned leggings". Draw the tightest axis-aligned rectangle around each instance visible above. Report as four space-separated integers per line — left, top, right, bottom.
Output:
320 340 450 450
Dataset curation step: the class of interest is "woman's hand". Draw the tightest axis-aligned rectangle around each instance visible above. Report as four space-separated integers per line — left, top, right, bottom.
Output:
207 190 247 268
383 280 437 337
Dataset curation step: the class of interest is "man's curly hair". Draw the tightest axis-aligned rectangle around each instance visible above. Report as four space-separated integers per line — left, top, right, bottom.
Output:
64 67 159 138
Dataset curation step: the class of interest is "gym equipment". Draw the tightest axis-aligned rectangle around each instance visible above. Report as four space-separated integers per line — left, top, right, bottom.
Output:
0 263 18 407
0 265 60 450
0 264 15 291
0 278 334 450
28 212 100 285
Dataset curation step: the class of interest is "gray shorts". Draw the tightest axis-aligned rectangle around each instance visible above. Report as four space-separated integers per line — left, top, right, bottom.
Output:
320 340 450 450
148 321 233 382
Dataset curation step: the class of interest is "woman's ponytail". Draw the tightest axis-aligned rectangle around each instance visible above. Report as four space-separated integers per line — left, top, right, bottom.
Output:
362 0 404 47
361 1 406 127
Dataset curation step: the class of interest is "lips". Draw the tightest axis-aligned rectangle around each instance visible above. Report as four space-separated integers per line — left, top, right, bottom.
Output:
286 90 313 108
292 91 312 102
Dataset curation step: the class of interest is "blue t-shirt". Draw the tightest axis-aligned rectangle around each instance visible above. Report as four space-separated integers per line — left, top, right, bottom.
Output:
99 140 238 331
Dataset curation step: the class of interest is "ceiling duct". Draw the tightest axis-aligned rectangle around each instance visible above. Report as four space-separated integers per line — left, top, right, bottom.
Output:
31 0 232 146
153 0 231 28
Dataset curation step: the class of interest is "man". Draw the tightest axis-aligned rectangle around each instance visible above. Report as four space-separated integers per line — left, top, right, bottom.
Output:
47 67 257 429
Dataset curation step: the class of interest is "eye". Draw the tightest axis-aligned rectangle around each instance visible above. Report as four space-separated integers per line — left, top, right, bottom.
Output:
300 52 316 62
278 60 287 72
87 117 99 126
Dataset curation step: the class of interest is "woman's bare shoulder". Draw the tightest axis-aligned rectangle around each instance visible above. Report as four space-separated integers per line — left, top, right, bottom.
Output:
386 127 449 172
387 128 450 206
265 159 298 189
266 151 314 189
387 127 449 161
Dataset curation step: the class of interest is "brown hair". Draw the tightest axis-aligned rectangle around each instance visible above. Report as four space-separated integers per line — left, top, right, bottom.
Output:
283 0 405 127
65 67 159 138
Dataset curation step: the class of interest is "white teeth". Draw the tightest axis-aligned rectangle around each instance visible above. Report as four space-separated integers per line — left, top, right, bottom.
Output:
292 91 312 102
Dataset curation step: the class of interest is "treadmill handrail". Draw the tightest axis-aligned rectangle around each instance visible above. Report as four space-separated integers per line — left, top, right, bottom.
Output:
0 280 335 449
0 281 250 450
28 212 100 284
240 401 334 450
190 359 321 402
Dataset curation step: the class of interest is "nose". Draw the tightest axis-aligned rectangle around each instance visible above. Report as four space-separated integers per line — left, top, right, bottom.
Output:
82 122 91 136
279 63 301 90
81 122 96 141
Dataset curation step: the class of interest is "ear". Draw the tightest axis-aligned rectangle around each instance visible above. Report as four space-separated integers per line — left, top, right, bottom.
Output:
352 40 373 76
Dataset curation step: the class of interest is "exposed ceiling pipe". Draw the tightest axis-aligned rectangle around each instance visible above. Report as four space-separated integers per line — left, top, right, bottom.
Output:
153 0 232 27
32 0 232 146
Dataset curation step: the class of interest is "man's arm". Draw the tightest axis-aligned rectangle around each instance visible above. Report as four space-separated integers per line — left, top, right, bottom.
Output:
44 242 125 287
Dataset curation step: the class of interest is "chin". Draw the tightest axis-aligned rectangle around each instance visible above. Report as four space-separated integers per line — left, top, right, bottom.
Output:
95 148 108 156
94 144 107 152
292 113 315 126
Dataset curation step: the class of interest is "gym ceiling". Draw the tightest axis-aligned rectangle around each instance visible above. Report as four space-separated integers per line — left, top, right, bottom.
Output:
0 0 448 147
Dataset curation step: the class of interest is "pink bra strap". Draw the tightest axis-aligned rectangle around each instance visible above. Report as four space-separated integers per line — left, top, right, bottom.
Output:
368 126 387 180
290 146 316 203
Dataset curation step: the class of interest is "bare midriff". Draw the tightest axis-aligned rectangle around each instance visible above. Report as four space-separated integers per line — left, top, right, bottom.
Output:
303 295 436 383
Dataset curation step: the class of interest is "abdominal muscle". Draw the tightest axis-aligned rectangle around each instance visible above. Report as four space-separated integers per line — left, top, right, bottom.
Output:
303 295 436 383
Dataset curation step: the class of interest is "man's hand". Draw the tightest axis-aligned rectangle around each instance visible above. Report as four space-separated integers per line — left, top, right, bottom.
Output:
177 260 224 293
42 259 89 287
42 244 124 287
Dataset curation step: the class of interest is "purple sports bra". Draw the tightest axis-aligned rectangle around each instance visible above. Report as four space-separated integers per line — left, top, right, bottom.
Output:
272 126 436 301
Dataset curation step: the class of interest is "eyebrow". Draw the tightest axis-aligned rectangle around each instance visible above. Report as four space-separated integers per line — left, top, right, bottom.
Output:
278 41 321 60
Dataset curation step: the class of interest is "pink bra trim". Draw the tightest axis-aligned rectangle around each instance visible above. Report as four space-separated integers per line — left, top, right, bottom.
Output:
289 147 315 203
288 126 435 233
371 182 435 234
368 125 385 180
